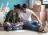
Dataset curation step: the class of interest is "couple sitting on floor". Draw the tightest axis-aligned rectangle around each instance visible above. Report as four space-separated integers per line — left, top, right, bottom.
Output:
3 3 47 33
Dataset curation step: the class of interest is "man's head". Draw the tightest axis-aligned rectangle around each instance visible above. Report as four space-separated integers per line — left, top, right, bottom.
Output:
22 3 28 13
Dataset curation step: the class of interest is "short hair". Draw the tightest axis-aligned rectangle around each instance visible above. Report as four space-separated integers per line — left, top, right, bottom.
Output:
22 3 28 8
14 4 21 9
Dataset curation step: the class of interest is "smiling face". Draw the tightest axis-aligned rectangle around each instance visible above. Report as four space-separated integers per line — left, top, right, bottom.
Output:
15 8 21 12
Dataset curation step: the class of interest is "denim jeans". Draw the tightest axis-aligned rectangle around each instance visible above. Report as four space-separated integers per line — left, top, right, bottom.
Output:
23 21 41 31
3 21 41 31
3 22 23 30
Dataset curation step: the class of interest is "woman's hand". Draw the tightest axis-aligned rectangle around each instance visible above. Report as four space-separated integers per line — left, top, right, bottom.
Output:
14 22 20 26
11 23 17 26
14 23 18 26
27 22 30 26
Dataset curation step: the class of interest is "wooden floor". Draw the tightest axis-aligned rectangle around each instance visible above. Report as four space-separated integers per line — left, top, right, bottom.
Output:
0 27 4 31
0 27 48 35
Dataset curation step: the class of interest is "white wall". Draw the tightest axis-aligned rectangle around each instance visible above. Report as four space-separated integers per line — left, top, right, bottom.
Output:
29 0 32 8
29 0 40 8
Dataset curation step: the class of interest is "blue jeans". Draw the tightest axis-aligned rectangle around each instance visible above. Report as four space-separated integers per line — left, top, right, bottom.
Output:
3 24 14 30
3 21 41 31
3 22 23 30
23 21 41 31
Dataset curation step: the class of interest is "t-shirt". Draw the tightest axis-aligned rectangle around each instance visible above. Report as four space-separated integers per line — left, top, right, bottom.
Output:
18 9 34 22
4 10 18 24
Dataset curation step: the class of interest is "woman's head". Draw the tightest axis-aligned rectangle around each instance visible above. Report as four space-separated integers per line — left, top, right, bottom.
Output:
14 4 21 12
22 3 28 13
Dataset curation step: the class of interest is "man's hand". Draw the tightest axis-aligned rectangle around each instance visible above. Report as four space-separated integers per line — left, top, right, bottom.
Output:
24 22 30 26
27 22 30 26
38 20 42 25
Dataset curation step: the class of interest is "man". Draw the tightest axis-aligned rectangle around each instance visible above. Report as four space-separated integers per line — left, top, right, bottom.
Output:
18 3 47 32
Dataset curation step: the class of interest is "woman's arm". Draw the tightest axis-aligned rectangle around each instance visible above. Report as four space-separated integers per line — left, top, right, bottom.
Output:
4 11 12 23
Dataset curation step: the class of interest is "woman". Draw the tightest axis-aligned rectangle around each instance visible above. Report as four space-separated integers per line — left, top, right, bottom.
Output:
3 4 21 30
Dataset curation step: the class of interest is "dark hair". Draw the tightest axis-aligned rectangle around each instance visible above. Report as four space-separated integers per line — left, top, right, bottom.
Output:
14 4 21 9
22 3 28 8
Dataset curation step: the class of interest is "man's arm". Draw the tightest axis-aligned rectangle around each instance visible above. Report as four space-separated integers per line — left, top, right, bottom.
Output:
32 13 42 25
18 17 22 22
18 17 30 26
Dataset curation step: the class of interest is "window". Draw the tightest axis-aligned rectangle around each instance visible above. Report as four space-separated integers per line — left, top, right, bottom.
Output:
43 0 48 4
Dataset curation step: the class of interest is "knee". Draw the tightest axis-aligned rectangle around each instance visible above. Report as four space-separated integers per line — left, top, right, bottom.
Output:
4 22 10 26
33 20 38 23
32 21 38 25
34 20 38 23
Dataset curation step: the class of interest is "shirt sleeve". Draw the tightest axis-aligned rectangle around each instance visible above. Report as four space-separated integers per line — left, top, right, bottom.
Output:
4 11 11 23
29 10 34 15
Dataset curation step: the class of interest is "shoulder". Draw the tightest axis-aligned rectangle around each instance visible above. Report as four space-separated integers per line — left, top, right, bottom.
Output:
18 11 23 17
7 10 13 15
27 9 34 14
9 10 13 13
8 10 12 13
27 9 33 12
19 11 23 14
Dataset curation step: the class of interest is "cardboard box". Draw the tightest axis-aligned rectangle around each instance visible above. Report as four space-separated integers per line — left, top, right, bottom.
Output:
31 12 47 22
46 21 48 28
35 1 41 5
0 12 4 26
29 8 33 10
0 7 9 12
33 5 45 12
